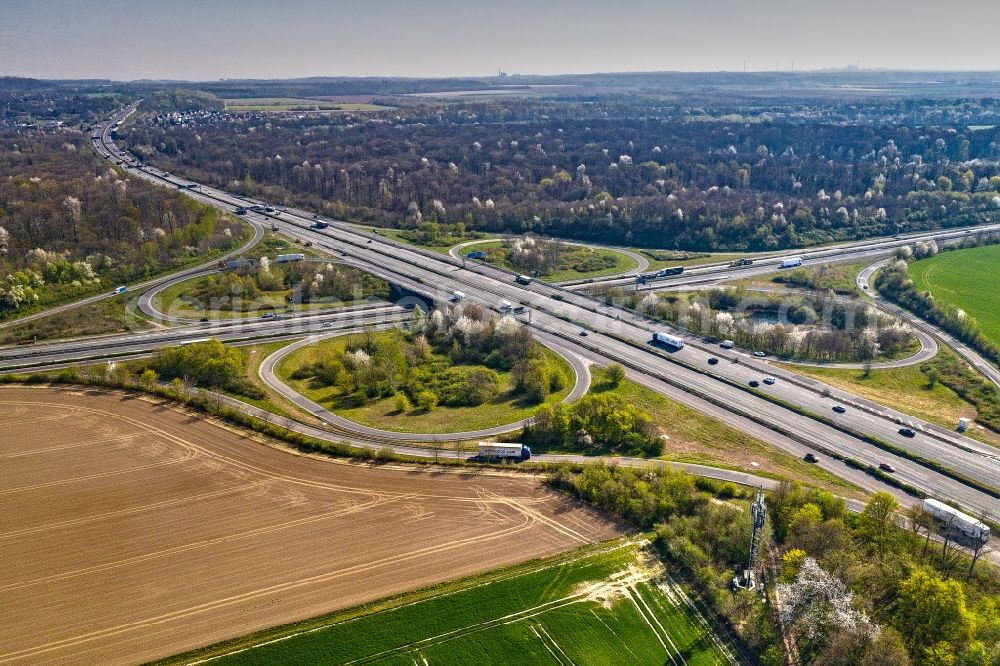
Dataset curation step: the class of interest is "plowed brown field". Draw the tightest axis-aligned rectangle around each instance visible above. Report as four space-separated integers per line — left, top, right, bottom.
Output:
0 386 619 665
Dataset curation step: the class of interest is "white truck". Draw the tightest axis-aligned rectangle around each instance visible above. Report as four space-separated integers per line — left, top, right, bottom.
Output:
779 256 803 268
652 331 685 350
498 300 513 313
922 498 990 545
276 253 305 263
451 290 466 302
477 442 532 461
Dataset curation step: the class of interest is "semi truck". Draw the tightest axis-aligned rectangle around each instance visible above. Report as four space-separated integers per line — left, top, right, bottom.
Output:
657 266 684 277
652 331 685 350
779 256 803 268
729 258 754 267
311 221 329 229
922 498 990 546
219 258 255 270
276 253 305 263
516 274 533 285
498 300 513 313
477 442 531 461
451 290 466 302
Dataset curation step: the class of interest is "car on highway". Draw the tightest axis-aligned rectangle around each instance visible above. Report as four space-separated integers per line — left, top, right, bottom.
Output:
321 322 334 328
804 453 818 463
879 462 896 473
261 312 275 319
832 405 847 414
898 427 916 438
708 357 719 365
579 330 588 336
763 376 776 385
199 317 209 323
753 351 766 358
748 380 760 388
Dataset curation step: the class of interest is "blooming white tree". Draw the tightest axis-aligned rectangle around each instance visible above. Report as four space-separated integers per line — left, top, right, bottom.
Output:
258 256 271 275
0 226 8 256
344 349 372 369
778 558 871 643
494 315 521 336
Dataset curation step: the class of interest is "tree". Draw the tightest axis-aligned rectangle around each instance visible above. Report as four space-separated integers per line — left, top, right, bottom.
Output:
139 368 158 391
857 491 899 553
894 569 972 654
393 393 411 414
605 363 626 388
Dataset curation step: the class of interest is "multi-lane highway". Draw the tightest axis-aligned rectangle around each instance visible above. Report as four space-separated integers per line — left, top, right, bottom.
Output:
11 103 996 520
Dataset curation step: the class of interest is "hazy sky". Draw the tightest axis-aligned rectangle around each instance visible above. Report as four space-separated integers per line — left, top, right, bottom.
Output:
3 0 999 80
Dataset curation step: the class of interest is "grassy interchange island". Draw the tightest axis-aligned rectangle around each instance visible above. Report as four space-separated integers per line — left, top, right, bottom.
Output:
275 310 575 433
470 236 639 282
154 257 391 319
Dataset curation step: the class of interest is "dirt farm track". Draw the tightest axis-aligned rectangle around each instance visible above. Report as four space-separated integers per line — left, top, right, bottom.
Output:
0 386 619 665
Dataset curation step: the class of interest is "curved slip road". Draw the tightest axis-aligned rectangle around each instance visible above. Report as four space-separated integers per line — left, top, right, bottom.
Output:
138 256 399 325
859 259 1000 389
0 219 264 332
450 237 649 284
258 327 592 442
653 284 939 371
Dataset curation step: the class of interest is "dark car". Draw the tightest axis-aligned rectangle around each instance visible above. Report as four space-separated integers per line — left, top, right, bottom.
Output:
804 453 818 463
879 462 896 473
199 317 209 323
708 357 719 365
579 330 588 336
749 380 760 388
898 427 916 438
832 405 847 414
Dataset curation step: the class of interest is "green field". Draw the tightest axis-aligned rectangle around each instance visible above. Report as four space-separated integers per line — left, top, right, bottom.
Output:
910 244 1000 348
275 331 576 434
159 540 733 665
224 98 388 112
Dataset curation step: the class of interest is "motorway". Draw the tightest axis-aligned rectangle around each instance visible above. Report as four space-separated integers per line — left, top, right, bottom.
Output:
8 103 998 520
569 222 1000 292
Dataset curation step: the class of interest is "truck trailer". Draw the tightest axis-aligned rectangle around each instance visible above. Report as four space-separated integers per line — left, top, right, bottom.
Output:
779 256 803 268
652 331 685 350
922 498 990 546
477 442 531 461
276 253 305 263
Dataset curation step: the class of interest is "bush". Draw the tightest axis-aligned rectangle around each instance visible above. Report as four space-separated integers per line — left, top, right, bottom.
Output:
414 389 438 412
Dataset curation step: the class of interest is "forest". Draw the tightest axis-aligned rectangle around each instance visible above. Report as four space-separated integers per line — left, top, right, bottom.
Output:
0 131 245 318
122 95 1000 251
